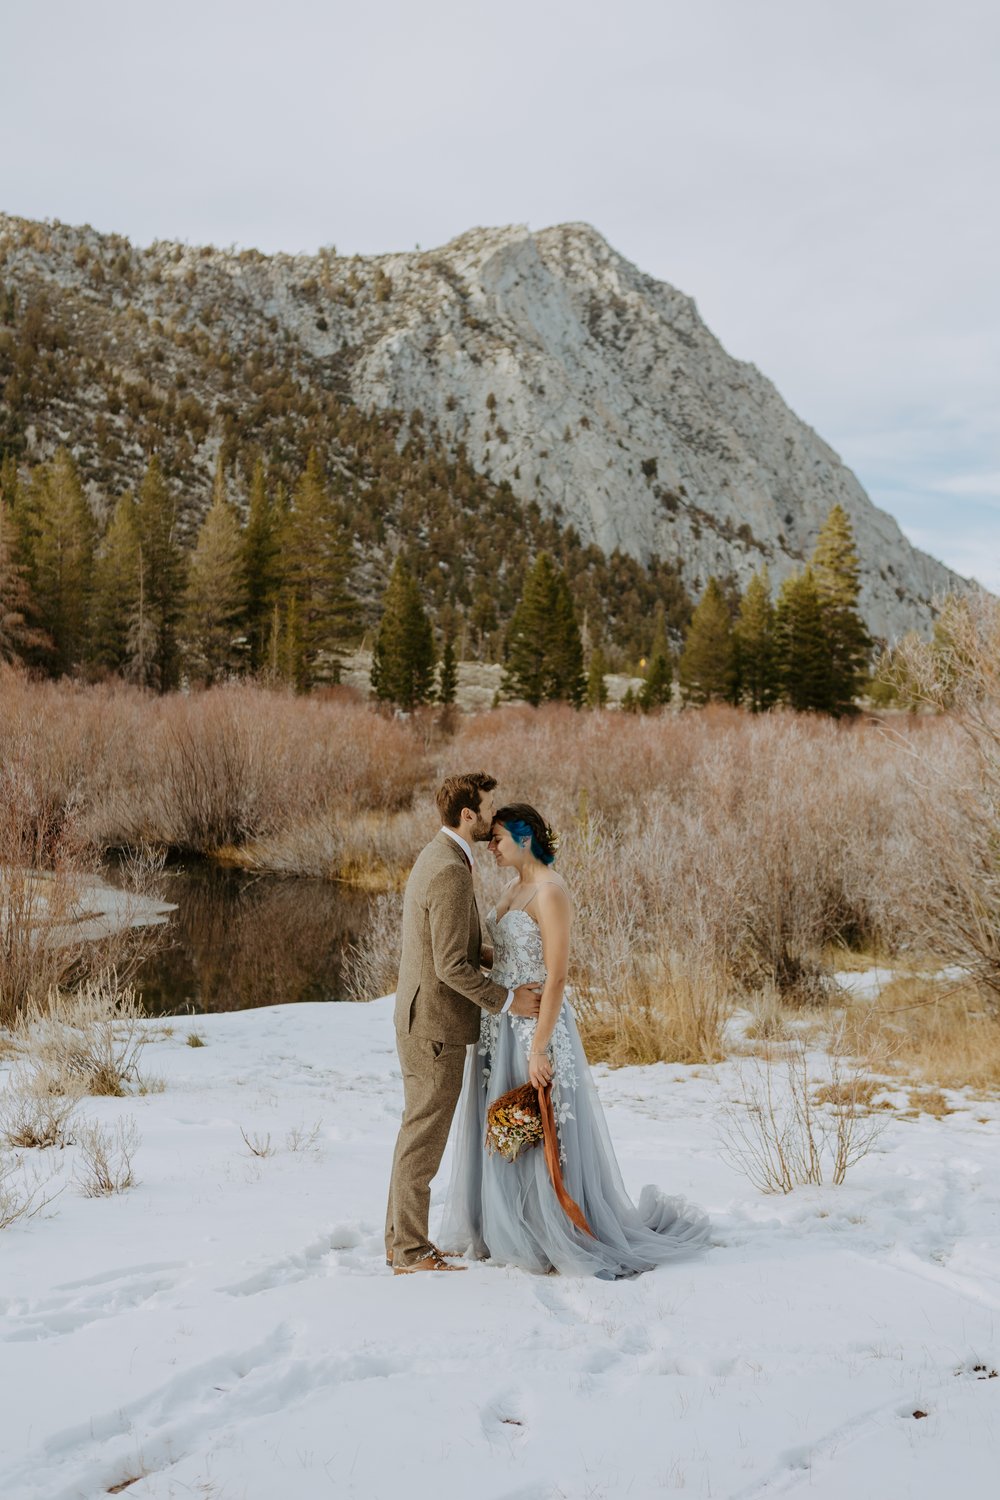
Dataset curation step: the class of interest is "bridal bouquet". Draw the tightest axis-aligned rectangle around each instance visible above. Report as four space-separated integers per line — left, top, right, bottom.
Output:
486 1083 545 1160
486 1082 595 1237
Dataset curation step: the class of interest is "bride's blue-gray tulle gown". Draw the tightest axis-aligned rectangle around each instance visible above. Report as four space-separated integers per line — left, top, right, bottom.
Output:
439 907 710 1278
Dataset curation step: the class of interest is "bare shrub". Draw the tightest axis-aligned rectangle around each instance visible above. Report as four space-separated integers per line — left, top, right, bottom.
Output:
451 706 925 1007
344 891 404 1002
285 1121 322 1152
0 749 168 1027
720 1042 885 1192
0 674 429 859
0 1153 61 1228
240 804 429 884
74 1116 140 1196
0 1067 79 1148
17 980 150 1096
882 596 1000 1009
240 1126 275 1157
104 687 428 853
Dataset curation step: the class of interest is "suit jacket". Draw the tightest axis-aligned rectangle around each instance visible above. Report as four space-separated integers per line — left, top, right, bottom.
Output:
394 830 508 1043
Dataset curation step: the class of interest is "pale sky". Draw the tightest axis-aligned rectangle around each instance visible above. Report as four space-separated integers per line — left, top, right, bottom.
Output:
3 0 997 587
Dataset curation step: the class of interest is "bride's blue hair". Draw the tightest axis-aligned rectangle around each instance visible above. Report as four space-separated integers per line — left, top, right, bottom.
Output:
494 803 558 866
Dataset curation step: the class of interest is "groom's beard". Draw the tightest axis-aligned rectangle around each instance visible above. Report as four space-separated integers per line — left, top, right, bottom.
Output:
471 819 493 843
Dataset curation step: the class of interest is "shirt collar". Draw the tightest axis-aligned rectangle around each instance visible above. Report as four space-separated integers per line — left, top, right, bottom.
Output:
441 826 474 867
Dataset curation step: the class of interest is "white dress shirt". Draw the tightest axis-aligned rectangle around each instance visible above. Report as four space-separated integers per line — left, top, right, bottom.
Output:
441 827 513 1013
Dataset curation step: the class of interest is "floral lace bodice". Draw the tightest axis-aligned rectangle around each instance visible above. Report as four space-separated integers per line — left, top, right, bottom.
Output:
488 904 547 988
479 906 578 1152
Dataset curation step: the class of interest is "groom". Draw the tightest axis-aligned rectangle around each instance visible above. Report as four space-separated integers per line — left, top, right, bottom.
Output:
386 771 541 1274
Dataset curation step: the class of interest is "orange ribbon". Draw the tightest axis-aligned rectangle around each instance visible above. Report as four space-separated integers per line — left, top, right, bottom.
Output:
538 1084 595 1238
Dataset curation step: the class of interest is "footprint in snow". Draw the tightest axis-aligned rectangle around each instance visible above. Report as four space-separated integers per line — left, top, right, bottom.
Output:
0 1262 187 1343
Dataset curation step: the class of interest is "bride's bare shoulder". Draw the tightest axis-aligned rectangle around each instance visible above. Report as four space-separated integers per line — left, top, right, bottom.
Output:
536 876 572 915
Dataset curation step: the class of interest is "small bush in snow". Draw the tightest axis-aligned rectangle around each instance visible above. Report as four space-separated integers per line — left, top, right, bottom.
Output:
0 1067 80 1149
16 979 150 1097
720 1041 886 1193
74 1116 140 1197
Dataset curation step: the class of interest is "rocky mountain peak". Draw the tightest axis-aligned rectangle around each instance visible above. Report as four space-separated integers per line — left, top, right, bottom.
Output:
0 211 962 639
345 221 960 638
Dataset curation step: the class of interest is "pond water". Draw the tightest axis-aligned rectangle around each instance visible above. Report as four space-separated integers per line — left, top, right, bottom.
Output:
112 859 374 1016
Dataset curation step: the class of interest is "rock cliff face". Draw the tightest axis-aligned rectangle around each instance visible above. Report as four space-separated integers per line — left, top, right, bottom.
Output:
0 213 961 637
341 222 958 639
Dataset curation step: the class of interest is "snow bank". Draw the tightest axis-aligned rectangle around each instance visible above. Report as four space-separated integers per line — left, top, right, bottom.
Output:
1 998 998 1499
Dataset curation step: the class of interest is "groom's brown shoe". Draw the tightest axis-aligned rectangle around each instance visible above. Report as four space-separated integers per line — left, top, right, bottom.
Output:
393 1252 467 1274
386 1245 463 1268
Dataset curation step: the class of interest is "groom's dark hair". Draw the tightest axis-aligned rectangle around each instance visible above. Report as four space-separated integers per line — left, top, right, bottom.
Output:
436 772 497 828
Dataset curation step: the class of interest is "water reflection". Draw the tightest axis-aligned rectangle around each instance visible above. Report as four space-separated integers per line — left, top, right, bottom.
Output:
114 860 372 1015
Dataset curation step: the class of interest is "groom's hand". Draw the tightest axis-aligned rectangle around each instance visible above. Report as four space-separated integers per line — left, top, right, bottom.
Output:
510 984 543 1017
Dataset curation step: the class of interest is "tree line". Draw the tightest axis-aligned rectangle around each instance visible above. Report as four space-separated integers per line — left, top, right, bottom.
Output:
0 447 358 690
0 442 695 688
372 503 876 717
0 440 874 715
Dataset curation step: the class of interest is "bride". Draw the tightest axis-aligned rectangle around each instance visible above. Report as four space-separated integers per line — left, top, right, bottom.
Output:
440 802 709 1278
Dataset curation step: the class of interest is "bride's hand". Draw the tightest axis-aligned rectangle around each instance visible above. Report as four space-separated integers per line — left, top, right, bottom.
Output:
529 1050 553 1090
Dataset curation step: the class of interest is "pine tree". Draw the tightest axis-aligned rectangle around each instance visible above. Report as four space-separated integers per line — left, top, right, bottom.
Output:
648 599 670 663
620 685 639 714
775 568 832 712
638 652 672 712
810 504 871 715
436 633 458 706
503 553 585 706
370 556 436 709
134 456 185 690
0 488 49 664
280 594 307 691
734 567 778 712
243 459 281 672
284 450 355 688
586 646 609 708
25 448 95 674
678 577 736 704
551 572 586 705
183 459 247 684
90 491 140 673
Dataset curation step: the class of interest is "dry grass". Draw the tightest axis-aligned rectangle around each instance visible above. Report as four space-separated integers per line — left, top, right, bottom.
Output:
906 1088 953 1118
838 975 1000 1093
812 1077 884 1110
574 957 732 1066
743 984 790 1042
13 980 151 1097
0 1069 80 1148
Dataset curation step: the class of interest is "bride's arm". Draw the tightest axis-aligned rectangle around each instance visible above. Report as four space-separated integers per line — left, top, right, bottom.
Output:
528 884 571 1090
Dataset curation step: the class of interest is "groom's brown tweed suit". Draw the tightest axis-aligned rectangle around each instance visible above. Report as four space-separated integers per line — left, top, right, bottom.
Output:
385 830 508 1268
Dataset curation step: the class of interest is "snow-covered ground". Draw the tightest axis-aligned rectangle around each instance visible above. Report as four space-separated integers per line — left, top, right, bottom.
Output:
2 997 999 1500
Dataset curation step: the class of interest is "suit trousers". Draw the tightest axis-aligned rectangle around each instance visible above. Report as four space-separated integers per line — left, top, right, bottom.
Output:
385 1031 469 1267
